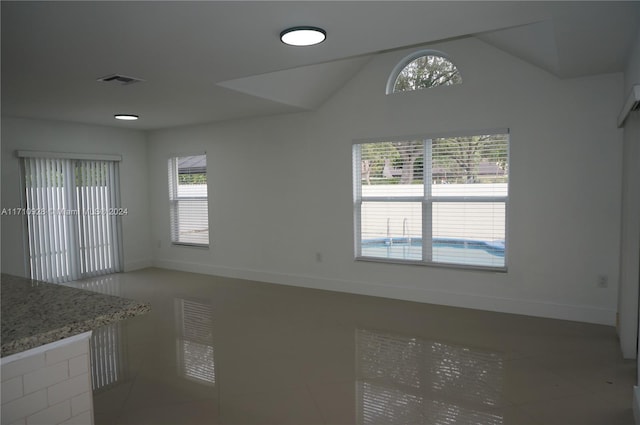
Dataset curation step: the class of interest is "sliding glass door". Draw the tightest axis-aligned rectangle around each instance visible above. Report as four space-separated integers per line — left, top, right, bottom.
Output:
20 155 123 283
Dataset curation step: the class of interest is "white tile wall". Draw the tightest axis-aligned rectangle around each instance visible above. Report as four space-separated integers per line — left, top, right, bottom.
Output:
23 362 69 394
68 355 89 377
47 373 91 406
1 390 47 424
60 410 93 425
1 332 94 425
45 341 89 366
1 354 45 381
2 377 25 404
26 400 71 425
70 392 91 417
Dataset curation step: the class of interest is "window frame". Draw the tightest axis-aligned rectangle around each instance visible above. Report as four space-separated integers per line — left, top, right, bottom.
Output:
353 130 509 272
168 153 210 248
385 49 462 95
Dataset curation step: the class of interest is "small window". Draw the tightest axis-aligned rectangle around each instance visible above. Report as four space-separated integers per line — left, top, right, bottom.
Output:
168 154 209 247
353 132 509 270
387 50 462 94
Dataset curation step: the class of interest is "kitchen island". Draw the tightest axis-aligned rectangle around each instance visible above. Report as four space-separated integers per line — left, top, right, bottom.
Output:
1 273 150 425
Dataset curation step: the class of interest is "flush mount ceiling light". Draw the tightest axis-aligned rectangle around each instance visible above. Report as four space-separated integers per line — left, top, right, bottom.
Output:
280 26 326 46
114 114 139 121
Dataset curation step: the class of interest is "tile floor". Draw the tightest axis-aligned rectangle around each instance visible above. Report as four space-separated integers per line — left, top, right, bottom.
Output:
69 268 637 425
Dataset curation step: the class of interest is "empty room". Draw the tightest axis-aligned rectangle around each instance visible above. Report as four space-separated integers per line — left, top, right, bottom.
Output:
2 1 640 424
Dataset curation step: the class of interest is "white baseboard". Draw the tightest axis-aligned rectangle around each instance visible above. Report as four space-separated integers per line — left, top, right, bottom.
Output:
152 258 616 326
634 386 640 425
124 258 153 272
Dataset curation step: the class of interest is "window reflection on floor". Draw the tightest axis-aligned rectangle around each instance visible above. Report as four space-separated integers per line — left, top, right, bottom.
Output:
78 275 127 392
74 275 123 296
356 329 504 425
174 298 215 386
90 322 127 391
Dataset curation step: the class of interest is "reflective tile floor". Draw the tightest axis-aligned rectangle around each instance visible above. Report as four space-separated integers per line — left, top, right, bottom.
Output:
69 268 636 425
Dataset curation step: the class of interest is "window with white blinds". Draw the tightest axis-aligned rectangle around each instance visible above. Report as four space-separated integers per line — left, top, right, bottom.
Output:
353 132 508 270
168 155 209 247
20 155 123 283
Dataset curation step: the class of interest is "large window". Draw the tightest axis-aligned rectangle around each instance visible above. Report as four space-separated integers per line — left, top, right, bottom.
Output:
168 154 209 247
18 153 124 283
353 132 508 270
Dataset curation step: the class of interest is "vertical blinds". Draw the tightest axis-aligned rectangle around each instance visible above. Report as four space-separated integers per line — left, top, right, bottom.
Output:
21 156 123 283
76 160 123 277
90 323 126 391
354 133 508 269
168 154 209 246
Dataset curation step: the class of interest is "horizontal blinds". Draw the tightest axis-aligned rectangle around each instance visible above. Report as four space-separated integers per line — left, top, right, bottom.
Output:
430 134 508 196
354 133 508 269
169 155 209 246
359 141 425 197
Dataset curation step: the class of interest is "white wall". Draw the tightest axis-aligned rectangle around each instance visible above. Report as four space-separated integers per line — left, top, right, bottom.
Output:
1 117 152 276
619 26 640 369
149 39 622 324
619 27 640 360
147 37 624 325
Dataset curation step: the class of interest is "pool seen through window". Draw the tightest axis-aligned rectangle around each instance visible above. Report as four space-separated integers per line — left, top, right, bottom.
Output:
353 133 509 270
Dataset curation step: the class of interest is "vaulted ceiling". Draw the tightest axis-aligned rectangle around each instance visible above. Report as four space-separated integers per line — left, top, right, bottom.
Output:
2 1 639 130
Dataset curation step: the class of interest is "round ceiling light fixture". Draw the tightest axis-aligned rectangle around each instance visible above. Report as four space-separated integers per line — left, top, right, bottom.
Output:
280 26 326 46
114 114 139 121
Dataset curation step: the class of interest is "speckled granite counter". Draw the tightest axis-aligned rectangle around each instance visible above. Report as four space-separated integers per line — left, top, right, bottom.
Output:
1 273 150 357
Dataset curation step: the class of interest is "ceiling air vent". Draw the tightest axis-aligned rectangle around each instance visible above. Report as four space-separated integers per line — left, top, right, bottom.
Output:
97 74 144 85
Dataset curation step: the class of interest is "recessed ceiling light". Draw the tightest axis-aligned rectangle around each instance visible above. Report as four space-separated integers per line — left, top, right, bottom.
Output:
280 26 326 46
114 114 139 121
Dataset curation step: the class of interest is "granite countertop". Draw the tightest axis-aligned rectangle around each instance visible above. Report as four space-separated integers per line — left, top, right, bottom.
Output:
1 273 150 357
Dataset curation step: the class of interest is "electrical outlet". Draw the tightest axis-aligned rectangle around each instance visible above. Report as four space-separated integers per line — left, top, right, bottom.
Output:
597 274 608 288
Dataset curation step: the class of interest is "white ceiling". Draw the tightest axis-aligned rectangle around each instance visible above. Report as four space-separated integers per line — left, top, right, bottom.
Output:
2 1 639 130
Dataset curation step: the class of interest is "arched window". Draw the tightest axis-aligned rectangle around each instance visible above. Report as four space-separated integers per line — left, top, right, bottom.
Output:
386 50 462 94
